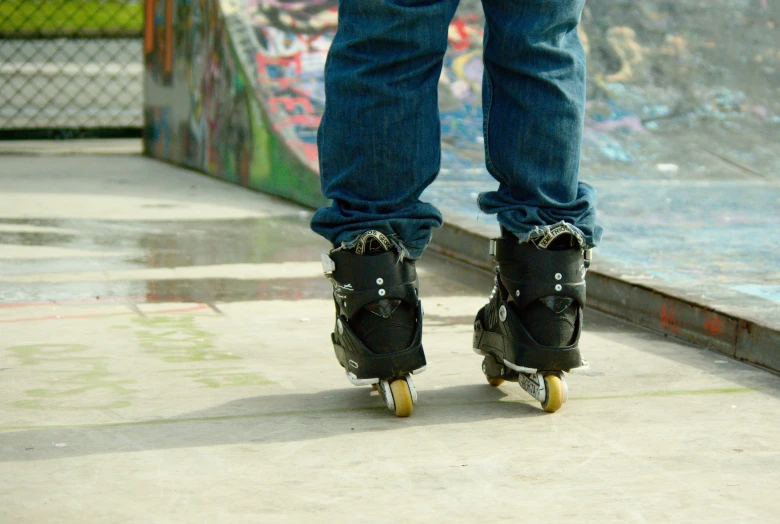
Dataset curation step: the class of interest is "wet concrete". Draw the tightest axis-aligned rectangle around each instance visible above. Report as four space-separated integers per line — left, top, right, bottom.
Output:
1 152 779 522
0 213 491 305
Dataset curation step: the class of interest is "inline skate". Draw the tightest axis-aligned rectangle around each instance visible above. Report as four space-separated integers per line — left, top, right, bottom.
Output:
322 231 426 417
474 226 590 412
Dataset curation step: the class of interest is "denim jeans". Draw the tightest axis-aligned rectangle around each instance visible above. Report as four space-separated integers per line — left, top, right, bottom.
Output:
311 0 602 259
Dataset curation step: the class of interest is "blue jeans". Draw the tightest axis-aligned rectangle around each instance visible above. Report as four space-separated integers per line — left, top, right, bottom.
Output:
311 0 602 259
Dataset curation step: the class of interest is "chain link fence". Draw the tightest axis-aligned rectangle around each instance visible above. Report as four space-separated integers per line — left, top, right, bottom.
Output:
0 0 144 137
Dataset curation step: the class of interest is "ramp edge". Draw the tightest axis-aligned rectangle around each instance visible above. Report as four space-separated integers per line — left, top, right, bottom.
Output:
428 222 780 374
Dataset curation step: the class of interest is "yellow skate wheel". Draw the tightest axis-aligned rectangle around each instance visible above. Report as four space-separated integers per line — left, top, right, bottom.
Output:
487 377 505 387
390 379 414 418
541 374 565 413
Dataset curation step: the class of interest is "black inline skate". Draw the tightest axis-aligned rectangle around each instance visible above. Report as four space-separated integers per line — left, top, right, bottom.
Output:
322 231 426 417
473 225 590 412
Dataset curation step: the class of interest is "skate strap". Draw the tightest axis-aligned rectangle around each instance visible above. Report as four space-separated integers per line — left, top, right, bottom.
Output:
493 237 587 309
328 249 419 319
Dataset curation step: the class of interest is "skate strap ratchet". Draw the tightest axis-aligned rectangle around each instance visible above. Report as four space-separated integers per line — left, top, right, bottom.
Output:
327 249 419 319
492 237 587 309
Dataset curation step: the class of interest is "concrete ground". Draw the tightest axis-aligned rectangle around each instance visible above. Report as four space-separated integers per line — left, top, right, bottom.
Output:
1 150 779 522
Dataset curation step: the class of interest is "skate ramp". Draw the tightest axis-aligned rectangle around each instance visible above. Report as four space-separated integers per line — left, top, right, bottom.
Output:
142 0 331 207
143 0 780 370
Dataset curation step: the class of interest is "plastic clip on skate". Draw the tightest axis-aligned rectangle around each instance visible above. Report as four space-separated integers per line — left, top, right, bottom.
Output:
323 244 426 417
474 235 589 413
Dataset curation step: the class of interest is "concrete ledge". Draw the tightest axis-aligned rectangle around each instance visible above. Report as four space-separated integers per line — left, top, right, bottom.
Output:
0 139 143 156
429 222 779 374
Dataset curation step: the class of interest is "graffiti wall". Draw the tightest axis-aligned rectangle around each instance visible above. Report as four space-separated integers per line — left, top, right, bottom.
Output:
145 0 778 207
143 0 331 207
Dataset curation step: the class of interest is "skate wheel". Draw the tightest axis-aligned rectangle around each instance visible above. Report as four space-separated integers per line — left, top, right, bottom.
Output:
389 379 414 417
541 374 565 413
482 357 506 387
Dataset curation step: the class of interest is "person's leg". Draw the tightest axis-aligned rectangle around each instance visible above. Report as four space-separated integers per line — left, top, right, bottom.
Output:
473 0 599 412
314 0 459 416
478 0 601 247
311 0 461 259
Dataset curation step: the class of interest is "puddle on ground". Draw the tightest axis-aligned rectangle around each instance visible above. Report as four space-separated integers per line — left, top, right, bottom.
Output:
0 215 327 269
0 217 494 304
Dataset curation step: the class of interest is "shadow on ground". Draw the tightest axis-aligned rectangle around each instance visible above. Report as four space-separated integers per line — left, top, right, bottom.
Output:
0 384 549 462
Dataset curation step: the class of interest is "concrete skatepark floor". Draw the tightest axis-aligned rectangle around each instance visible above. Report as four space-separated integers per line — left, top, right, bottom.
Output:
1 153 778 522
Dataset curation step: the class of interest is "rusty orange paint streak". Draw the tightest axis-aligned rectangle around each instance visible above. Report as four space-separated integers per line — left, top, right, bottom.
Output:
703 314 725 336
0 304 209 324
144 0 154 54
0 296 147 309
659 303 680 335
164 0 173 74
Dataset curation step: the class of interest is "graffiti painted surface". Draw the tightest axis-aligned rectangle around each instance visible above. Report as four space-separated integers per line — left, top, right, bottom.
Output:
145 0 780 312
143 0 328 206
145 0 779 188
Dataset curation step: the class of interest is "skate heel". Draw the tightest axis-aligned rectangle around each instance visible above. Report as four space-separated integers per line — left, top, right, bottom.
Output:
474 228 590 412
324 231 426 417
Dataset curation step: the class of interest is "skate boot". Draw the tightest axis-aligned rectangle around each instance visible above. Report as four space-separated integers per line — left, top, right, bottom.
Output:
322 231 426 417
473 226 590 413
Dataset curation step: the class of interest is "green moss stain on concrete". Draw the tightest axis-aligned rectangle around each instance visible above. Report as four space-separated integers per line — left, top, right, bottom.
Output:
163 366 274 388
131 315 273 388
7 343 135 411
133 316 236 363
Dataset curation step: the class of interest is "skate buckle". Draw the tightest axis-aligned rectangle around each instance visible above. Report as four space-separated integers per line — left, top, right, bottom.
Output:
321 253 336 275
489 239 497 257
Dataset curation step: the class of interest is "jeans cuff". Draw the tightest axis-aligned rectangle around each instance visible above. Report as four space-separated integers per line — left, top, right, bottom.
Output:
335 234 420 261
510 221 590 249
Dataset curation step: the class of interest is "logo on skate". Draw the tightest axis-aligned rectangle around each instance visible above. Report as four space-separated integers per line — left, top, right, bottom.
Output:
518 373 546 403
334 283 353 297
355 230 392 254
537 224 570 248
